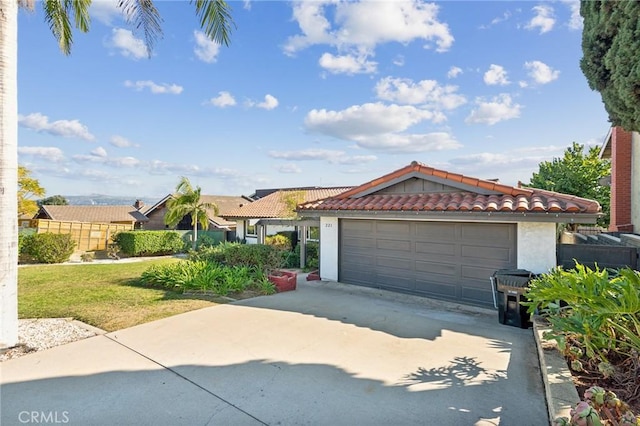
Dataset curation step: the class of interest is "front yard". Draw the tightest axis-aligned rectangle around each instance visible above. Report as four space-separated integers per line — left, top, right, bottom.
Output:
18 258 227 332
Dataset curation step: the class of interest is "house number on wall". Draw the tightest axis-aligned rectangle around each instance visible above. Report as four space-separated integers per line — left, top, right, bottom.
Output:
324 223 332 228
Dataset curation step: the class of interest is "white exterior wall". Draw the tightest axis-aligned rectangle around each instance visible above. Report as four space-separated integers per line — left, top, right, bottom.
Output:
517 222 556 274
631 132 640 231
320 217 339 281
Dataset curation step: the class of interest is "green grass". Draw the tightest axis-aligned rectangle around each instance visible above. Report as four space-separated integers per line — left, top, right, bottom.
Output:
18 258 225 332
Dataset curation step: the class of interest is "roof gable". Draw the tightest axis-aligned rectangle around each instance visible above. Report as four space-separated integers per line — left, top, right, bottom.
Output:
298 162 601 220
337 161 531 199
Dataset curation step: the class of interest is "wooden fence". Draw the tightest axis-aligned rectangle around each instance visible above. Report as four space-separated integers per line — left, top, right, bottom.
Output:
29 220 133 252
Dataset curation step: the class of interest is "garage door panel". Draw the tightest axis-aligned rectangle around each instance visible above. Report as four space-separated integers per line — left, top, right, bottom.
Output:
414 222 457 239
376 238 411 252
461 265 500 281
461 223 512 243
377 274 413 291
377 256 412 271
415 241 456 256
376 221 411 235
461 245 513 263
342 237 375 250
414 279 457 298
340 219 516 307
415 260 457 278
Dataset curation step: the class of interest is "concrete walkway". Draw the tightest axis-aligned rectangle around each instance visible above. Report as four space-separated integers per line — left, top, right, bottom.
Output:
0 276 548 425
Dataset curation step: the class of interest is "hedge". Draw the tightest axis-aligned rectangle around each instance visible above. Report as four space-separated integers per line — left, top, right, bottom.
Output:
20 232 75 264
114 231 185 257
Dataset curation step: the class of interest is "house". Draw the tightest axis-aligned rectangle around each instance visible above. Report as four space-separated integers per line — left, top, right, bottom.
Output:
297 161 601 308
222 187 352 244
599 127 640 232
34 205 149 228
143 194 253 239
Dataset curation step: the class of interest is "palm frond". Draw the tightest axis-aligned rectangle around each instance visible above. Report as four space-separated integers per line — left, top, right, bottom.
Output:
117 0 163 56
191 0 234 46
43 0 74 55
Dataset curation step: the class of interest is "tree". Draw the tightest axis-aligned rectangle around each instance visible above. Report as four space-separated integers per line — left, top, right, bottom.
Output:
526 142 611 227
37 194 68 206
0 0 234 348
580 1 640 131
164 177 218 251
17 166 45 217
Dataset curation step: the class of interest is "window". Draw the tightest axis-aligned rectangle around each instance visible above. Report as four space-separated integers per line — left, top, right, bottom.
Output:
307 226 319 241
245 220 257 236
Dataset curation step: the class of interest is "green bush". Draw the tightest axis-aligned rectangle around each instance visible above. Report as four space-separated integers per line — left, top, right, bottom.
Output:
140 259 275 296
189 242 285 272
115 231 185 257
284 241 319 270
524 264 640 362
265 233 291 250
20 233 75 264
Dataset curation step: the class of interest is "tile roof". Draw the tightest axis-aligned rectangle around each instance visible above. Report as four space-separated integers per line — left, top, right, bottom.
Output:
143 194 251 228
223 187 353 219
298 161 601 215
37 205 149 223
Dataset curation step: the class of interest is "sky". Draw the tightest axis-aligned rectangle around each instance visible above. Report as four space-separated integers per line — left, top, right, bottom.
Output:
17 0 611 201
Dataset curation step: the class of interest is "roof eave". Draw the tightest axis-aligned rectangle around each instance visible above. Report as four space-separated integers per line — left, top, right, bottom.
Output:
298 210 600 224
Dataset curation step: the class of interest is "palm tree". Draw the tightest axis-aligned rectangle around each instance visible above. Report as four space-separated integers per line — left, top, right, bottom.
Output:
164 177 218 251
0 0 233 348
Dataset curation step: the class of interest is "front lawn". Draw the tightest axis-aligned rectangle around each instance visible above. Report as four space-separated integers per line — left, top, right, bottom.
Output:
18 258 225 332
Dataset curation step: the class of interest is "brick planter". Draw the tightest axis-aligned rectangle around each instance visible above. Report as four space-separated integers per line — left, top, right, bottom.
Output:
268 270 297 292
306 270 320 281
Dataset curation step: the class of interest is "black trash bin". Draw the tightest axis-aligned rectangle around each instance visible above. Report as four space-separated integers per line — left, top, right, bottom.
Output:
490 269 535 329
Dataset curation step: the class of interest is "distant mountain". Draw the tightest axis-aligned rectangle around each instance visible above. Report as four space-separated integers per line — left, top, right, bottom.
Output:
64 195 156 207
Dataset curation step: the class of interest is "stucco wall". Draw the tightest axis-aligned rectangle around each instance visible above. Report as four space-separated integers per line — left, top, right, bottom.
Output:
517 222 557 274
319 217 339 281
632 132 640 231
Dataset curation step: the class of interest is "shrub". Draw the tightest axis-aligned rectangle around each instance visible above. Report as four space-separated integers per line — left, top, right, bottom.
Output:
284 241 319 270
80 252 94 262
189 242 285 272
555 386 639 426
115 231 185 257
20 233 76 264
140 260 275 296
265 233 291 250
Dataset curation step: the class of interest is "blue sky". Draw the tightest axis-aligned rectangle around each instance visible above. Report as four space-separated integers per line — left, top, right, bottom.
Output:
17 0 610 200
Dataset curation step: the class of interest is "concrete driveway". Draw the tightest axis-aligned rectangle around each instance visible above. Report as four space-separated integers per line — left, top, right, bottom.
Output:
0 276 548 426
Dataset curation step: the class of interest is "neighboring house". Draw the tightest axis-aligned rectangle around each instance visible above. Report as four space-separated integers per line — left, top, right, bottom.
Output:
143 194 252 238
599 127 640 232
298 161 601 308
222 187 352 244
34 205 149 228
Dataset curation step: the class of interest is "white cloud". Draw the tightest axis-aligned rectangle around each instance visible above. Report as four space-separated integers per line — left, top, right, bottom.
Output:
465 94 522 125
447 66 462 79
124 80 183 95
305 102 440 140
90 0 122 26
524 60 560 84
276 164 302 174
483 64 510 86
91 147 108 157
18 112 95 141
526 5 555 34
194 30 221 63
110 135 138 148
245 94 279 110
355 132 461 153
479 11 512 29
284 1 454 73
73 153 140 168
304 103 459 153
393 55 405 67
269 149 377 164
206 91 237 108
374 77 466 110
563 0 582 30
319 52 377 75
107 28 148 59
18 146 65 162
